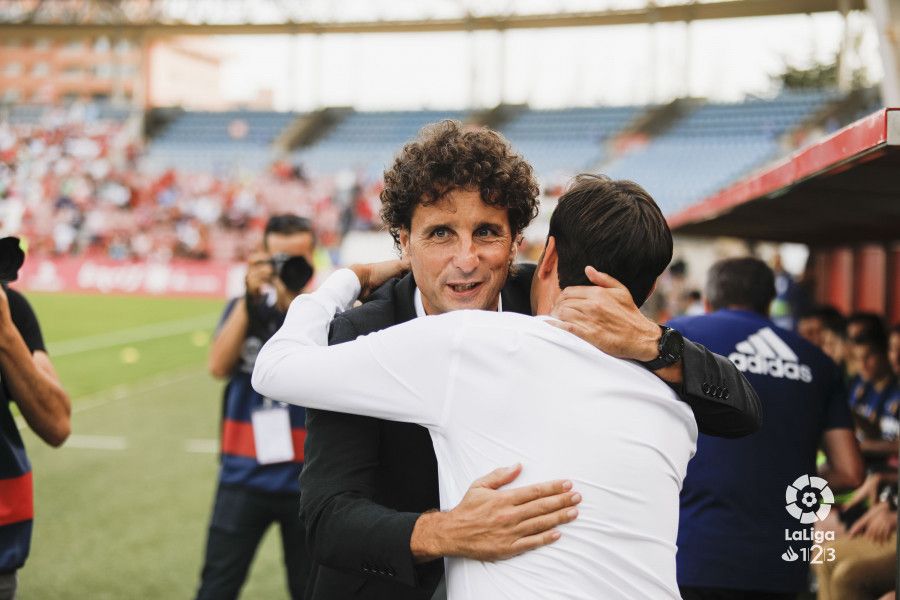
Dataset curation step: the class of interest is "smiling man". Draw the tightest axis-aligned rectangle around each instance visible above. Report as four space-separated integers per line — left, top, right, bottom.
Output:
296 121 760 600
255 175 698 598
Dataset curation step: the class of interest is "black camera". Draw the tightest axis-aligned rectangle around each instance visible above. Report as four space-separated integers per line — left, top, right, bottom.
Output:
0 237 25 284
271 253 314 293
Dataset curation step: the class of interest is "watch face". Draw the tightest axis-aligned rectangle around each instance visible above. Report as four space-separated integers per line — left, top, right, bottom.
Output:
661 328 684 363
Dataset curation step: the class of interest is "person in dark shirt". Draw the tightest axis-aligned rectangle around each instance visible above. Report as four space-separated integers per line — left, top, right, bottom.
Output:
0 281 70 600
195 215 315 600
669 257 863 599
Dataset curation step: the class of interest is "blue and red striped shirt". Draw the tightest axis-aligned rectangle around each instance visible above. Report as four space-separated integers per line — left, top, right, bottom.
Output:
0 288 45 573
217 297 306 494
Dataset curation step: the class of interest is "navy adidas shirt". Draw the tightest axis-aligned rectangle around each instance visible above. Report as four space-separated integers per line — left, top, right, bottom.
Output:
668 309 852 593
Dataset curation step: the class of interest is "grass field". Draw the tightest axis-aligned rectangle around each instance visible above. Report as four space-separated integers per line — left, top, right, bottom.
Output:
16 292 294 599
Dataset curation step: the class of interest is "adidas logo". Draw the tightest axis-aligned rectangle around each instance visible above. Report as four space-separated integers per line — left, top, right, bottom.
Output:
728 327 813 383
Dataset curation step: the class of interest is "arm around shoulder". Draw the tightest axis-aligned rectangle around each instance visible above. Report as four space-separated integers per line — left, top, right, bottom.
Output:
297 313 442 590
677 339 762 438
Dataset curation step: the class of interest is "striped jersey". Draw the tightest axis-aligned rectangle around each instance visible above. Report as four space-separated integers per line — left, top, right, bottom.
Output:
217 297 306 494
0 288 45 572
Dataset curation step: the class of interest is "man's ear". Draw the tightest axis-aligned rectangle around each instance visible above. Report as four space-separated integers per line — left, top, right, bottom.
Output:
537 236 558 280
509 234 521 266
398 229 410 258
704 298 713 313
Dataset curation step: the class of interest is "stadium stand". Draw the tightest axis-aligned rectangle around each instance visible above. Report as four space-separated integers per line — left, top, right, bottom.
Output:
602 90 839 213
292 109 466 177
499 105 641 179
143 110 299 174
3 91 873 264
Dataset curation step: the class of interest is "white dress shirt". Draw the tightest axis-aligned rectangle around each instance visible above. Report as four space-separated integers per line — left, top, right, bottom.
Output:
253 269 697 600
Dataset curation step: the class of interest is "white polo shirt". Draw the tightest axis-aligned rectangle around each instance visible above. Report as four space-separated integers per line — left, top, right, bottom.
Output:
253 269 697 600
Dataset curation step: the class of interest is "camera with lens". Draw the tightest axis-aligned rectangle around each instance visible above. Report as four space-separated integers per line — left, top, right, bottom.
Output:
270 253 314 294
0 237 25 285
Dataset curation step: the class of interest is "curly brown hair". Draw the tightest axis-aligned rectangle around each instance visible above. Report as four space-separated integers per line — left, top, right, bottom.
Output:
380 120 540 246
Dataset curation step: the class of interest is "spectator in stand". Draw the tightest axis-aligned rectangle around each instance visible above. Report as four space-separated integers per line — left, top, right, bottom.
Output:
797 306 845 352
821 316 850 378
848 331 896 457
816 496 897 600
194 215 315 600
846 313 888 379
864 325 900 467
683 290 705 316
668 257 863 600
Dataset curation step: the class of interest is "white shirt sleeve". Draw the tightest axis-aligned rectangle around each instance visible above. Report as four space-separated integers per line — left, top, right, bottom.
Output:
252 268 457 430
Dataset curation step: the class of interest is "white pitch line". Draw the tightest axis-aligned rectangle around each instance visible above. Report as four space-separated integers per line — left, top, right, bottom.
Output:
15 368 206 432
48 313 218 357
71 369 205 415
63 434 128 451
185 439 219 454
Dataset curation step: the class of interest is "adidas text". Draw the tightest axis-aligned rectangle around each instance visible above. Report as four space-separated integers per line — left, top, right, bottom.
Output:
729 353 813 382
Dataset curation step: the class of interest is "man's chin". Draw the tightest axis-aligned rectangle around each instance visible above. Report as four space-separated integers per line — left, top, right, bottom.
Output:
438 294 497 313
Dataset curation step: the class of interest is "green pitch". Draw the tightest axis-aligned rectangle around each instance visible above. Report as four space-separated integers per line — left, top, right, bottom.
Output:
16 292 293 599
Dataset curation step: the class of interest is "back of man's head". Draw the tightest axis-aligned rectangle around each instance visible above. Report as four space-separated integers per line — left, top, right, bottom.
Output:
705 257 775 315
264 214 315 249
548 174 672 306
847 311 886 341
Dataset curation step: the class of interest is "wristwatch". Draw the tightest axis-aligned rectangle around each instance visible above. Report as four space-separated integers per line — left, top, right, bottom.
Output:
639 325 684 371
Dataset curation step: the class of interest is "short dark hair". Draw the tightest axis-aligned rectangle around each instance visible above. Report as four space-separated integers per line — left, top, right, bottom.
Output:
263 214 315 249
851 330 888 355
847 312 886 340
380 120 540 247
706 257 775 315
798 305 846 334
548 174 672 306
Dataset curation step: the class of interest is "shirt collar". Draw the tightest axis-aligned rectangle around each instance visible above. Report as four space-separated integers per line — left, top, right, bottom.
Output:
413 287 503 317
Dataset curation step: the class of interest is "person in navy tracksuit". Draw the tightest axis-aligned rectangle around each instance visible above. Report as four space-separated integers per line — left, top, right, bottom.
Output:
669 257 864 600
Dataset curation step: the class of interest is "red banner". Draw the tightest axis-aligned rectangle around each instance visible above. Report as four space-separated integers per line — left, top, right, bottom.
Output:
16 257 245 298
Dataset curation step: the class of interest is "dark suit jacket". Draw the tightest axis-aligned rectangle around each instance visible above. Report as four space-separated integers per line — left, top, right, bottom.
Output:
299 264 760 599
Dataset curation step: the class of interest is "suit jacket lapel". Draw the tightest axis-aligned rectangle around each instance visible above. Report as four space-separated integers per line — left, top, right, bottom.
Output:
392 273 418 325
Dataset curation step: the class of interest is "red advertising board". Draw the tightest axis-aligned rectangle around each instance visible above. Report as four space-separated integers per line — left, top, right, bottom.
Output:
15 257 244 298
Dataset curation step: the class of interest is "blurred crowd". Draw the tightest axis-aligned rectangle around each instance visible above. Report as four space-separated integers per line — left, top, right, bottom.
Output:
0 110 385 264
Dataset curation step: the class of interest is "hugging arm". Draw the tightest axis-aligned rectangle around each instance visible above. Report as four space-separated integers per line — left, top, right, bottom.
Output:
550 268 761 437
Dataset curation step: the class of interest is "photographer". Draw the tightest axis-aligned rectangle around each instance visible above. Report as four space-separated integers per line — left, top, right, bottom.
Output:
195 216 315 600
0 237 70 600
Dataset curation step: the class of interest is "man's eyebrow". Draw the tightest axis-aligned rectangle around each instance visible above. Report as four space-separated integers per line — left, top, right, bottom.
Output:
423 223 452 233
476 221 504 230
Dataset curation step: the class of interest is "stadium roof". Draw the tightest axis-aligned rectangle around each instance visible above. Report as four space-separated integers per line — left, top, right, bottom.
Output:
0 0 866 36
669 108 900 245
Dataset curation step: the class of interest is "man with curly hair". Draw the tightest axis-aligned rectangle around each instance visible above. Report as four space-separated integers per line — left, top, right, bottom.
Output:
295 121 760 600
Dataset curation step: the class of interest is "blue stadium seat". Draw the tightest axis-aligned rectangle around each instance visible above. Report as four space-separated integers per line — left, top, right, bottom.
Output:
603 90 837 214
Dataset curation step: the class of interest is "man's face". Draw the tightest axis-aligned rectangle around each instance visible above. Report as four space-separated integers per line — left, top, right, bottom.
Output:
889 332 900 376
852 343 888 383
821 329 846 365
399 189 516 315
797 317 824 348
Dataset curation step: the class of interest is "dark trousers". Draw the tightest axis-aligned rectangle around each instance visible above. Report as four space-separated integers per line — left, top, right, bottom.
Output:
680 587 797 600
196 484 310 600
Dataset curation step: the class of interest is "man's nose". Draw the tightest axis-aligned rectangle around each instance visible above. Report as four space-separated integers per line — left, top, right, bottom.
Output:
452 238 479 274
